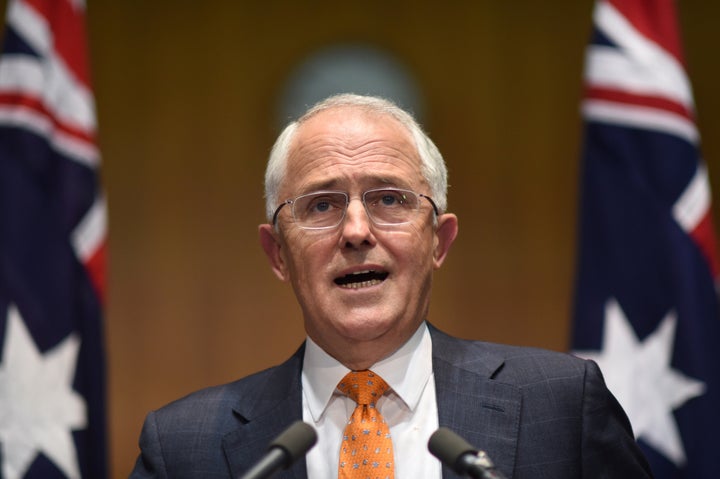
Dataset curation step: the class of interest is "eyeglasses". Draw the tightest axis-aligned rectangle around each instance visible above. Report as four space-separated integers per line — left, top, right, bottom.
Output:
272 188 440 230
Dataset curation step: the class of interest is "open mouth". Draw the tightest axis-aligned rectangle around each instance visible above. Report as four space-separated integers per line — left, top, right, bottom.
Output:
334 270 389 289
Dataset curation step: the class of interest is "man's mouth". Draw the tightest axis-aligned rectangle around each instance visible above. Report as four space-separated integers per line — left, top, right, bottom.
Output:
334 270 389 289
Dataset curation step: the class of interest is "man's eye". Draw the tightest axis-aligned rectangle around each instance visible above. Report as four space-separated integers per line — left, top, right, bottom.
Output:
306 196 340 215
377 192 407 207
313 201 331 212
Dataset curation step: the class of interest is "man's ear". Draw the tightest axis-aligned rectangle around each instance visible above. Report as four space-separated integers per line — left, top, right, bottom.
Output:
259 224 290 281
433 213 458 268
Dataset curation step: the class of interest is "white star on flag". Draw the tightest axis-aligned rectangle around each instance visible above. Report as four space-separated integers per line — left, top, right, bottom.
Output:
574 298 706 466
0 304 87 479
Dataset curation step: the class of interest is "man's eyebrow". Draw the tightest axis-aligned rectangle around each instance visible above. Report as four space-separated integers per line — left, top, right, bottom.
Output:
376 176 409 186
297 176 413 195
369 177 415 190
299 179 341 193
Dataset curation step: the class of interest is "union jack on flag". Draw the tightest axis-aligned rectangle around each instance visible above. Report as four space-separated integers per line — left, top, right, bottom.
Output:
572 0 720 477
0 0 108 478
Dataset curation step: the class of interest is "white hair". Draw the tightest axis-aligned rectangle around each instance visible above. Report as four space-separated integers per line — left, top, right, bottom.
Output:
264 93 449 220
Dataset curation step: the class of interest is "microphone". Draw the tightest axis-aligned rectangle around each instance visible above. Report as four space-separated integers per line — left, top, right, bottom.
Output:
428 427 508 479
239 421 317 479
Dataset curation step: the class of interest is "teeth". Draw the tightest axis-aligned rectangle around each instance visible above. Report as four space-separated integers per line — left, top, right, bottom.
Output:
339 279 383 289
334 269 389 287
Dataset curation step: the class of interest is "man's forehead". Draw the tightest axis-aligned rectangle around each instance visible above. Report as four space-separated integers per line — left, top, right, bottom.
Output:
292 174 416 194
293 106 413 146
276 106 425 194
287 112 420 172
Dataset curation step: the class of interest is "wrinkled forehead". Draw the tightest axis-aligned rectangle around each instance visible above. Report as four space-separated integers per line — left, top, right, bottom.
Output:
293 106 416 150
280 108 425 195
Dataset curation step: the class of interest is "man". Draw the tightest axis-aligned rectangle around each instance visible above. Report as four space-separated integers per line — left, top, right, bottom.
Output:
130 94 652 478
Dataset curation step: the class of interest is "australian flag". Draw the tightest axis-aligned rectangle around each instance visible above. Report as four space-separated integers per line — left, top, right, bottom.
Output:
0 0 108 478
572 0 720 477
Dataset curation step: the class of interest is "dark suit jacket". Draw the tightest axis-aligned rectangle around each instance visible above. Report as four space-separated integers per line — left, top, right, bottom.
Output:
130 325 652 478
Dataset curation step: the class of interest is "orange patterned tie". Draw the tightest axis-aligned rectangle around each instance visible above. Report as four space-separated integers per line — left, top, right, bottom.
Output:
337 370 395 479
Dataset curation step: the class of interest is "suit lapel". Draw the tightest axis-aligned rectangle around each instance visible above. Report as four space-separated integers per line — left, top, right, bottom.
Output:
430 326 521 479
222 345 308 479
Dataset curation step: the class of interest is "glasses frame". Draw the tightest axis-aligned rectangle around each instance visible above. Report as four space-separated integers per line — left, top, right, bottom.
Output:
271 187 440 230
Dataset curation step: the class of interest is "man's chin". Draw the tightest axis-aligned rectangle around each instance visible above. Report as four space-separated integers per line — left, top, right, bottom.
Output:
334 312 415 342
305 308 388 337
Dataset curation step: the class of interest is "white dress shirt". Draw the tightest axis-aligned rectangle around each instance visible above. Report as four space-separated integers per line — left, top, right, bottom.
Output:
302 322 441 479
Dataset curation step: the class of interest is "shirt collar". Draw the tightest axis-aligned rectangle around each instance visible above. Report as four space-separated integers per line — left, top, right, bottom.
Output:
302 322 433 422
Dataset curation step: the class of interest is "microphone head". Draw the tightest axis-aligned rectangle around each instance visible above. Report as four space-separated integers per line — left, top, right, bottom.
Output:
428 427 477 473
269 421 318 465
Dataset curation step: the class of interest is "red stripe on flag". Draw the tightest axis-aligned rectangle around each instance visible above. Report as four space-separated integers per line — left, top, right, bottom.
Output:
689 211 720 280
24 0 90 87
608 0 684 65
585 86 694 122
84 239 107 304
0 92 96 144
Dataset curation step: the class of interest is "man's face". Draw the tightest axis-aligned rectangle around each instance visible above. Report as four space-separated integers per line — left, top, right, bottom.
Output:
259 107 457 367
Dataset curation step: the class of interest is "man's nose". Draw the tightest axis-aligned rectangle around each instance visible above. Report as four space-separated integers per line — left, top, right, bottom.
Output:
339 198 375 247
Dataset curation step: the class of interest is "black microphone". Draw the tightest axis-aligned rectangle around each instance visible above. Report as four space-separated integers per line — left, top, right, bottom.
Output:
428 427 508 479
239 421 317 479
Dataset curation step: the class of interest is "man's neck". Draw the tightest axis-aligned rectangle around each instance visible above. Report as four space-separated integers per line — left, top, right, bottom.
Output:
312 323 424 371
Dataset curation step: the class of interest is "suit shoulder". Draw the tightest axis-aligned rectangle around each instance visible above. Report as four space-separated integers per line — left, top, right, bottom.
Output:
431 326 590 383
486 341 587 371
446 339 601 418
149 349 302 429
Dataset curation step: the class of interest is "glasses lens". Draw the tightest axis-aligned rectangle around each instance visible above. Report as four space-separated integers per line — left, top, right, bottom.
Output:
364 189 419 225
292 192 347 228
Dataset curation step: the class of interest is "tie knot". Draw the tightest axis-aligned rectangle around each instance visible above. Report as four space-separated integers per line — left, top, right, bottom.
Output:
337 370 389 406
